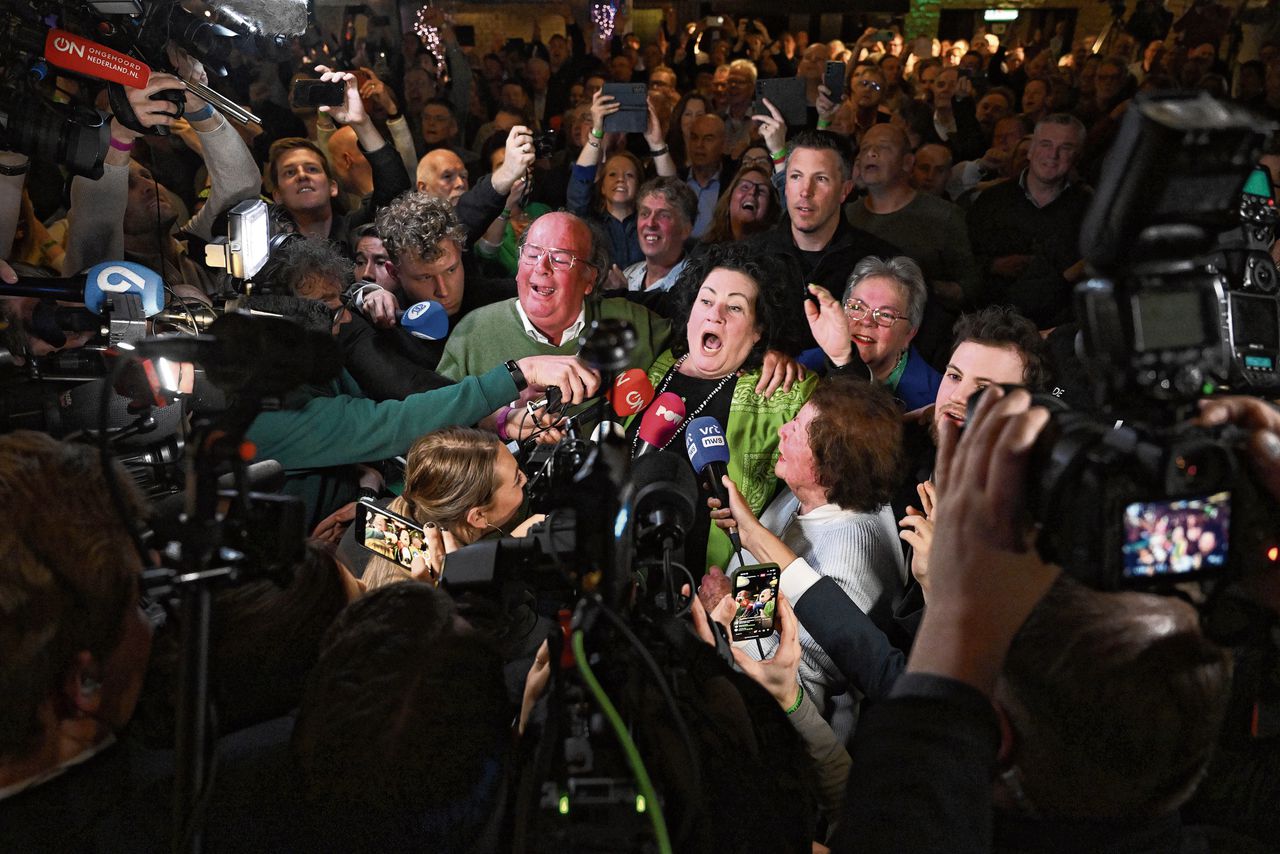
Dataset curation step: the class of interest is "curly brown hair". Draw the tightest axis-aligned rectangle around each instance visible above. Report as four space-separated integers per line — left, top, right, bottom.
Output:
805 377 903 512
373 191 467 264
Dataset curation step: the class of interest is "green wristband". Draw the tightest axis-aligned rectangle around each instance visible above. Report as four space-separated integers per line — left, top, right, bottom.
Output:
591 127 604 139
784 683 804 715
816 119 832 129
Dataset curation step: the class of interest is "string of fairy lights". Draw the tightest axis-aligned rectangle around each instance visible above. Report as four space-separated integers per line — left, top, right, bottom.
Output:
413 1 621 60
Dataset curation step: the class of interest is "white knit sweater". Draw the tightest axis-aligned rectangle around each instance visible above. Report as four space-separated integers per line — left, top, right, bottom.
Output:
731 487 906 708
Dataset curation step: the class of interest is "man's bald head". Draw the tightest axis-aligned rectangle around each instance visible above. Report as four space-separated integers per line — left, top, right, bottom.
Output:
416 149 469 205
328 126 372 197
858 123 914 192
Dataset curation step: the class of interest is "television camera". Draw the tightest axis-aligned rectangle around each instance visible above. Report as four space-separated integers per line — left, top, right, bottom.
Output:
1005 93 1280 593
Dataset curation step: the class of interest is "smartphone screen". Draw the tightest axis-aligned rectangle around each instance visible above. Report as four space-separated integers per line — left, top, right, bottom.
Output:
356 498 430 572
730 563 780 641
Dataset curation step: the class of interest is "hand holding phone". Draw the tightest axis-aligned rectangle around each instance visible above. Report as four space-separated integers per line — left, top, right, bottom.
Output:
730 563 781 641
291 78 345 108
356 499 440 583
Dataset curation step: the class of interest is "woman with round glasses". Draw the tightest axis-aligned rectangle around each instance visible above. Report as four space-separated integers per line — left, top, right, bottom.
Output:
839 256 941 411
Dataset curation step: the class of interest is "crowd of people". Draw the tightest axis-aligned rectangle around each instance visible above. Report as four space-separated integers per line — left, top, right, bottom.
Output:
3 2 1280 851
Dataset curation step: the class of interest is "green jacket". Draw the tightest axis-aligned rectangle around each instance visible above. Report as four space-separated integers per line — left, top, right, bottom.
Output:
247 364 519 526
637 350 817 571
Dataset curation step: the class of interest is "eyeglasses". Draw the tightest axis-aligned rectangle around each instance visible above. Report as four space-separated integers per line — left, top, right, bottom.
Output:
856 79 883 91
843 297 906 327
519 243 593 272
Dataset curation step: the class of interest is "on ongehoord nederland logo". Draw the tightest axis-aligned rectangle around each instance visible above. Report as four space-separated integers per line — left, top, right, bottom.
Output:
45 29 149 88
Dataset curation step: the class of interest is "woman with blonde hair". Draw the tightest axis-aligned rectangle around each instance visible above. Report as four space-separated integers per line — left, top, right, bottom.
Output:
362 426 539 590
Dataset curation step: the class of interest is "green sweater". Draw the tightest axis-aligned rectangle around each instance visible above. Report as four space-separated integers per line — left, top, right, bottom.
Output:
247 364 519 524
437 296 673 383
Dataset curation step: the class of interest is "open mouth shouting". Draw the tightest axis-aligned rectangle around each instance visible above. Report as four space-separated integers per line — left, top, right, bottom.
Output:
700 331 723 355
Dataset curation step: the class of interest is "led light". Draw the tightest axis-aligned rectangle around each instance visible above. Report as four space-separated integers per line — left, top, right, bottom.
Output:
591 2 617 42
983 9 1019 22
1267 546 1278 562
635 795 647 813
558 793 570 815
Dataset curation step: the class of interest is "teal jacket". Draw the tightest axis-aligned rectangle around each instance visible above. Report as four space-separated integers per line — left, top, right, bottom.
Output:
247 364 519 526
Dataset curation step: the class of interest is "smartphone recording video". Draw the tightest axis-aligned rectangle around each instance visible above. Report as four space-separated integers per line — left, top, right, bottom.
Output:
356 498 430 572
291 78 345 108
1121 492 1230 580
731 563 780 641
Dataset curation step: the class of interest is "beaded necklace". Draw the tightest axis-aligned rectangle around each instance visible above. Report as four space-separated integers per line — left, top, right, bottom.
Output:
631 354 738 458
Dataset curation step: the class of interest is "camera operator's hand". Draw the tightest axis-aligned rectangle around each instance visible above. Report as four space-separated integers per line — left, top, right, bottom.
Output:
687 580 737 645
166 44 210 119
804 283 852 367
515 355 601 404
492 125 536 196
697 566 732 614
0 259 15 285
911 386 1059 697
1197 396 1280 504
751 98 787 169
504 404 569 445
115 73 186 145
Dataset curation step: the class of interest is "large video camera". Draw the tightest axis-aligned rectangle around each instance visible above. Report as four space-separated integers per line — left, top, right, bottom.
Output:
0 0 305 177
1020 93 1280 591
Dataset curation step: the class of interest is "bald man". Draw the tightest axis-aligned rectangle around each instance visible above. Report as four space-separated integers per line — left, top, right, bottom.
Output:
328 125 373 210
684 114 734 238
848 123 979 314
416 148 469 205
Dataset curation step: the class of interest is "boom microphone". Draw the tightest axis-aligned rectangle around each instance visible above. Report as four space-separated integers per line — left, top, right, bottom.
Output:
399 300 450 340
635 392 685 458
685 416 742 555
609 368 655 418
0 261 165 317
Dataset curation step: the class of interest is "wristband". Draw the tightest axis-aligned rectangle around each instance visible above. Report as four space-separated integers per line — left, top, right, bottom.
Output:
185 103 215 122
504 359 528 393
784 683 804 715
358 486 381 502
0 160 30 177
109 137 135 152
586 139 600 149
590 127 604 139
769 146 789 160
500 208 512 220
648 145 669 157
816 119 831 129
496 405 513 441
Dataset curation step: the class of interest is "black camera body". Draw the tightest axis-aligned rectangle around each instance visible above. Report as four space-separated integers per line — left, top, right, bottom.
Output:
1026 93 1280 590
1021 397 1277 590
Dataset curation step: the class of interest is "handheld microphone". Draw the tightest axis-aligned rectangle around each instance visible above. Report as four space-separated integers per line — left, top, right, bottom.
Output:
635 392 686 457
685 416 742 555
608 368 656 418
399 300 450 340
0 261 165 317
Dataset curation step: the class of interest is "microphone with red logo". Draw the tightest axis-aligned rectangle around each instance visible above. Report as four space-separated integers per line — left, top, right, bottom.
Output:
608 368 656 418
635 392 686 458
